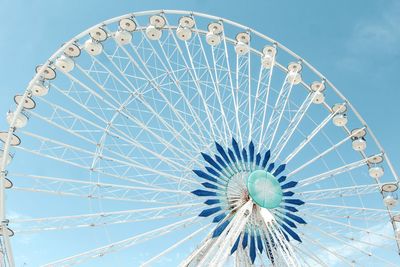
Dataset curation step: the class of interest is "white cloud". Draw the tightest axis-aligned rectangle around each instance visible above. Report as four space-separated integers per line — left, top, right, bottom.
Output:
347 1 400 56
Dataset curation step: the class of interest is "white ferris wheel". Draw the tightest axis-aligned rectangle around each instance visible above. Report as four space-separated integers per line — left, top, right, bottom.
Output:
0 10 400 267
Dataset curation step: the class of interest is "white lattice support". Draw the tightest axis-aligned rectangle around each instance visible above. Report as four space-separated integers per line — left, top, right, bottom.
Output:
42 216 199 266
140 222 211 267
10 203 202 233
297 153 383 188
302 203 392 221
287 126 366 176
296 184 380 201
10 174 193 204
270 92 315 163
284 105 346 164
207 201 254 267
264 74 295 150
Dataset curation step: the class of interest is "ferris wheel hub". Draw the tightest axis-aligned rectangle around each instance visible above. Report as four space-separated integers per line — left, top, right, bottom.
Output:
247 170 283 209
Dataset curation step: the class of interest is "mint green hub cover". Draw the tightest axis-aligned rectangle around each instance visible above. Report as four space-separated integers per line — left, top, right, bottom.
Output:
247 170 283 209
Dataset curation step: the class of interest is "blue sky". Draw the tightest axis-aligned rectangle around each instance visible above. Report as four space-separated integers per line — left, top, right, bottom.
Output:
1 0 400 266
1 0 400 157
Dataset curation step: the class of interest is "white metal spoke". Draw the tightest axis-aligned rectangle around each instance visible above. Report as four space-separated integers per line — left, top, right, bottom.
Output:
302 203 392 221
296 184 380 201
17 130 199 187
284 107 344 164
140 222 211 267
42 216 199 266
264 73 295 150
10 173 193 204
271 92 315 162
300 212 397 241
287 126 366 176
300 232 354 266
296 154 382 188
11 203 201 233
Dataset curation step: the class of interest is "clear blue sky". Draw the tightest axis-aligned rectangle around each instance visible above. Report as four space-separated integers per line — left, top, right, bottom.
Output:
1 0 400 266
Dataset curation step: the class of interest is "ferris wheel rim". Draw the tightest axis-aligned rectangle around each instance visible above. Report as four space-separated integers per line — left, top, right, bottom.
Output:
0 9 399 266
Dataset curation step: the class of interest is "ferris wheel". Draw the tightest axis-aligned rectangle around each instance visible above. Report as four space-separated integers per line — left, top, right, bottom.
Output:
1 9 400 266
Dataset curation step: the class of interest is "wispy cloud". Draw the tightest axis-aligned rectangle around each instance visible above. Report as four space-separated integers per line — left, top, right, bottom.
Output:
303 222 395 266
337 1 400 73
348 1 400 56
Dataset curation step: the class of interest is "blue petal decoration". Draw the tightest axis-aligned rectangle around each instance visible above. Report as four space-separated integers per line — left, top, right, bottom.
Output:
286 212 307 224
283 191 294 197
230 235 241 255
273 164 286 176
257 234 263 253
242 148 248 163
278 176 287 183
281 181 298 190
212 220 230 238
267 163 275 172
205 166 220 178
202 153 223 172
227 148 237 163
250 234 256 263
193 170 218 183
191 189 217 197
199 207 222 217
215 142 231 165
249 141 255 163
204 199 220 205
215 155 228 169
281 217 297 228
242 231 249 248
255 153 261 166
284 199 305 206
281 223 302 242
213 213 226 223
282 205 298 212
282 230 290 242
232 138 242 161
201 182 219 190
261 150 271 168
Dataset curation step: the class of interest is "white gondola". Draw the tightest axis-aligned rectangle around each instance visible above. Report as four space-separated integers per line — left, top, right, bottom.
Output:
119 18 137 32
206 31 221 46
4 178 13 189
146 25 162 40
287 71 302 85
35 65 56 80
149 15 166 28
114 30 132 45
55 55 75 73
310 81 325 92
333 113 348 127
312 91 325 104
176 27 192 41
64 43 81 58
235 41 249 55
0 132 20 146
261 46 276 69
352 138 367 151
14 95 36 110
31 80 49 97
6 112 28 128
89 27 108 42
368 166 384 179
384 195 397 208
178 16 195 28
84 39 103 56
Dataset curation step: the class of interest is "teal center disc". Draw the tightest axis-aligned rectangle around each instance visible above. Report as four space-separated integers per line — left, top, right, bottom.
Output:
247 170 283 209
